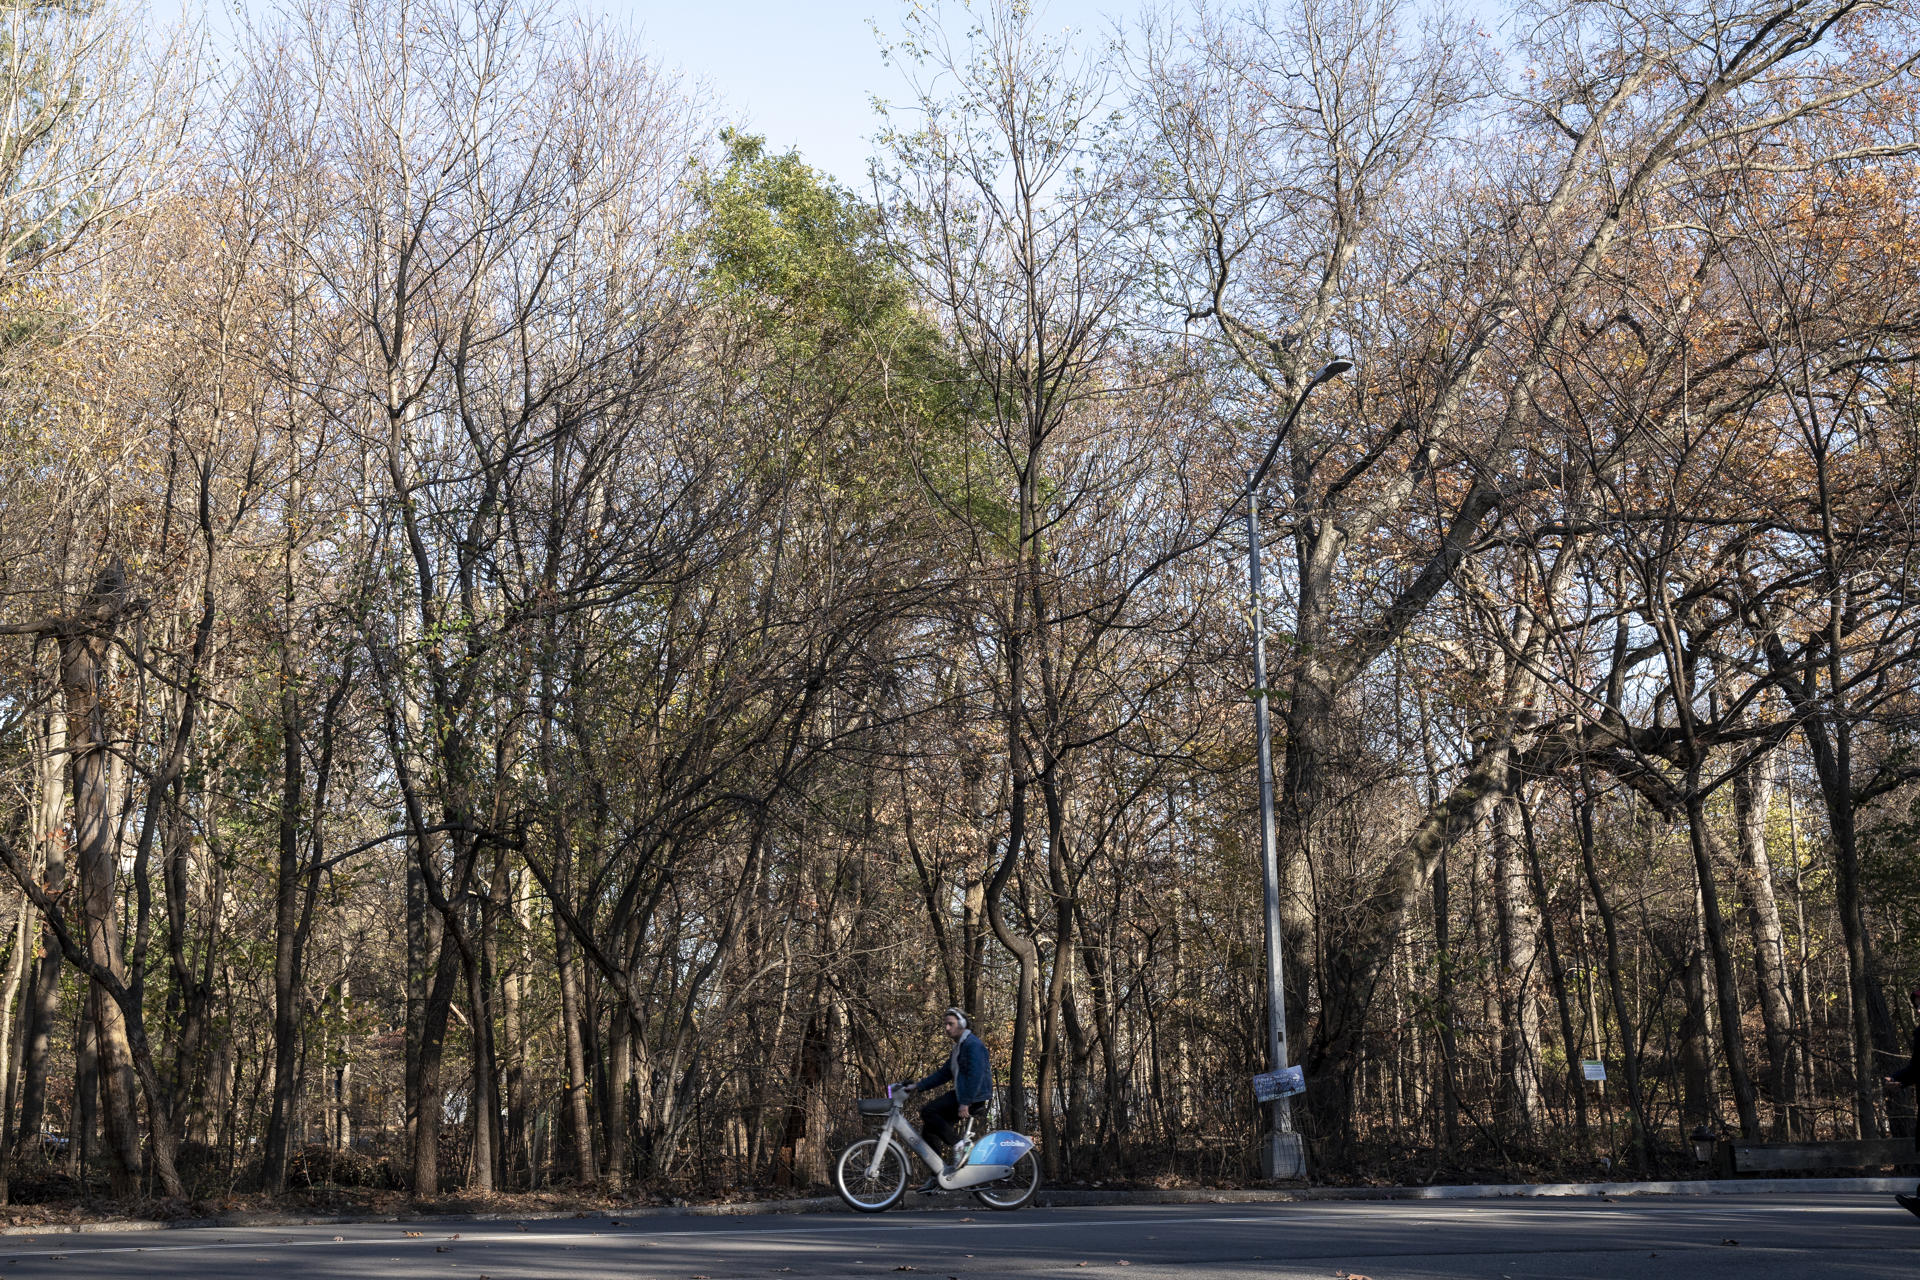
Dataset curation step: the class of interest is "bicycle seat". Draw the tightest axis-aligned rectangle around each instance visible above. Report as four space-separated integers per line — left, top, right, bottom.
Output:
856 1097 893 1116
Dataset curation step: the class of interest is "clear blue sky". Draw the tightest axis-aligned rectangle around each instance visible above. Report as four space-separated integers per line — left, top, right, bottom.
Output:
611 1 1123 187
165 0 1124 188
165 1 1505 187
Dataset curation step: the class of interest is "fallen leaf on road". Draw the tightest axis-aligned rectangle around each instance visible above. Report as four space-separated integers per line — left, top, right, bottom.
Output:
404 1231 423 1237
334 1236 346 1241
1721 1239 1739 1246
437 1246 450 1253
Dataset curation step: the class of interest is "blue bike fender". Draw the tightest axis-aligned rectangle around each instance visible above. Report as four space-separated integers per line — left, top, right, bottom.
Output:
965 1131 1034 1167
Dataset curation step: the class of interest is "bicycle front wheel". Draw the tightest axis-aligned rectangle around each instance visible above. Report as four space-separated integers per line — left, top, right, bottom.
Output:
972 1149 1040 1210
834 1137 908 1212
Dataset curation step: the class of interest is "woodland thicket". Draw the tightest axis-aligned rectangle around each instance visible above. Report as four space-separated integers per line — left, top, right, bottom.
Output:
1 0 1919 1201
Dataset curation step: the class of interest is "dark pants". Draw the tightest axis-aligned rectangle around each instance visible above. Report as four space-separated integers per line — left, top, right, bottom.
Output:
919 1093 982 1152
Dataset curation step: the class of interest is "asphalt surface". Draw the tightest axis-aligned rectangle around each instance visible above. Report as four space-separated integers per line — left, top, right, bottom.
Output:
0 1193 1914 1278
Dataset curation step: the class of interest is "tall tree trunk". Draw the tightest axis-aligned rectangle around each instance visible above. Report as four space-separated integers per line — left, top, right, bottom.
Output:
557 916 596 1184
987 760 1039 1133
264 673 306 1191
1576 783 1651 1168
1763 627 1897 1137
335 974 353 1153
463 935 496 1192
1800 723 1894 1137
1684 791 1761 1138
1517 792 1589 1141
1277 659 1337 1088
405 857 430 1185
605 1004 631 1193
16 706 67 1156
74 998 97 1182
775 999 823 1188
1432 844 1460 1153
1672 930 1716 1131
1420 692 1459 1153
60 611 143 1194
0 887 33 1203
410 941 459 1197
163 801 213 1146
501 879 530 1185
1732 750 1798 1137
1784 779 1816 1138
1036 769 1073 1177
1493 795 1541 1131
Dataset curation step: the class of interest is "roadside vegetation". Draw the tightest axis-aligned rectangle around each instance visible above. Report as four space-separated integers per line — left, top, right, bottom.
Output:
0 0 1917 1213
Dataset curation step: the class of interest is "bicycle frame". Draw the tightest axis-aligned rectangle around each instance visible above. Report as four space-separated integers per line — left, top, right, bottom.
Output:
864 1091 1018 1191
866 1097 941 1177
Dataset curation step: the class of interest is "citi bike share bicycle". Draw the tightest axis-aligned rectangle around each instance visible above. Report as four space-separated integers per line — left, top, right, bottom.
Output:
833 1085 1040 1212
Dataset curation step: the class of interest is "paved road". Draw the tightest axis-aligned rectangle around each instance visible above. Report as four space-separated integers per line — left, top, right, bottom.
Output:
0 1194 1913 1278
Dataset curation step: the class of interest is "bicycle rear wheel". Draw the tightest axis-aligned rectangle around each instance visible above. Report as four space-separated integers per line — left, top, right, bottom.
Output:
972 1149 1040 1210
834 1138 908 1212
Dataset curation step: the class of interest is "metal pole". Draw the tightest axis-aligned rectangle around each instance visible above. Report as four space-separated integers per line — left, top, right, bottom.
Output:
1242 358 1349 1181
1248 484 1304 1179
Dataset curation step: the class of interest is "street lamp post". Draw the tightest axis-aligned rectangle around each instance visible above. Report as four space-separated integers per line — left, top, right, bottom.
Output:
1246 358 1352 1181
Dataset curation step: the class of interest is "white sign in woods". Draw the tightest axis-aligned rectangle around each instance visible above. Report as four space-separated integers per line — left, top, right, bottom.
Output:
1581 1059 1607 1082
1252 1066 1306 1102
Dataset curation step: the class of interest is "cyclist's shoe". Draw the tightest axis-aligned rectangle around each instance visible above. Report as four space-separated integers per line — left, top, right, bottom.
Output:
915 1176 940 1193
1897 1193 1920 1220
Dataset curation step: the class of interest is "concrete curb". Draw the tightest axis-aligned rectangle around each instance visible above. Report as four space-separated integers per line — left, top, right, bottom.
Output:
0 1218 177 1236
0 1176 1904 1236
0 1197 849 1236
1035 1177 1913 1206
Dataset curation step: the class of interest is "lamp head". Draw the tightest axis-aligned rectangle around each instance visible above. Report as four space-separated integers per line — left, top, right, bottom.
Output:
1313 358 1355 384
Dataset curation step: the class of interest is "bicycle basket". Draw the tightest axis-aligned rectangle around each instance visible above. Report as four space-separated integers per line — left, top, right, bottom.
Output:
856 1097 893 1117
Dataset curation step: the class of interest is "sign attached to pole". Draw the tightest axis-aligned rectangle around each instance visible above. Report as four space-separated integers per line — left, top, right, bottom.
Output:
1581 1059 1607 1083
1253 1066 1306 1102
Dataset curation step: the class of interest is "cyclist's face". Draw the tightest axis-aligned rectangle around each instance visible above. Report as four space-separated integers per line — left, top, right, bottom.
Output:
943 1013 962 1039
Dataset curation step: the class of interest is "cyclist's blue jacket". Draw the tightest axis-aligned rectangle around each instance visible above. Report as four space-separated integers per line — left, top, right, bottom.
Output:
911 1031 992 1106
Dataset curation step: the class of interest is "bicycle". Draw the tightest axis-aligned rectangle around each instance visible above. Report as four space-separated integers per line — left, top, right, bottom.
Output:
833 1085 1041 1213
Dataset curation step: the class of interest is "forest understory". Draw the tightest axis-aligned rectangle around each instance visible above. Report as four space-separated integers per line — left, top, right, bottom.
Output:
2 0 1919 1216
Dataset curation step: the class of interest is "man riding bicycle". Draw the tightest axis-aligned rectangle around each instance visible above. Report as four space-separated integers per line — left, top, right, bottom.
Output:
895 1007 991 1192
